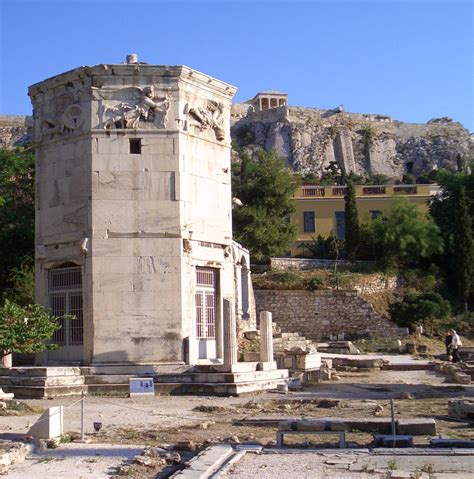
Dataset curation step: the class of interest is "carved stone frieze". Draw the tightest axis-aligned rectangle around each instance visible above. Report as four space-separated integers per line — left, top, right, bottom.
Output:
187 100 225 141
35 102 84 141
97 86 170 130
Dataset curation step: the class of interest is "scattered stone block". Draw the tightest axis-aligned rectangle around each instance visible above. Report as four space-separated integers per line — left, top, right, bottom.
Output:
174 440 197 451
244 331 259 340
0 389 14 400
373 434 413 447
320 368 332 380
389 471 418 479
242 352 259 362
27 406 63 439
431 438 474 448
397 327 409 337
396 418 436 435
448 399 474 419
454 371 471 384
296 420 326 432
330 421 348 432
295 353 321 370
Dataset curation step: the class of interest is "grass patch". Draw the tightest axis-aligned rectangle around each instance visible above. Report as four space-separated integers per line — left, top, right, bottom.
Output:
0 400 44 416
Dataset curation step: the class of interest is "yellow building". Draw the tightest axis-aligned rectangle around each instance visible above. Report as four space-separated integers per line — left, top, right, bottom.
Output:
290 183 440 257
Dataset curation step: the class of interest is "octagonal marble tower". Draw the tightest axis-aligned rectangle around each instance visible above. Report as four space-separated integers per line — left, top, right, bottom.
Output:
29 55 250 366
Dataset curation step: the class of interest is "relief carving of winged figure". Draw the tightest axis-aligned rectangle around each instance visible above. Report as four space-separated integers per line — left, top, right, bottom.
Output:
98 86 170 129
188 100 225 141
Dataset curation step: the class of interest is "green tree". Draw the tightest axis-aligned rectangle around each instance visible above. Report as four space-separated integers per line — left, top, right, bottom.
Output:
389 291 451 333
344 181 359 260
430 169 474 309
383 199 443 268
0 148 35 292
2 263 35 307
452 187 474 312
0 300 66 359
232 149 300 263
357 214 387 261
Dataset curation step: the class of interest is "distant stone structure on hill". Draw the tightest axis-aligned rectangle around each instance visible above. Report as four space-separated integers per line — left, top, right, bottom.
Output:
231 93 473 179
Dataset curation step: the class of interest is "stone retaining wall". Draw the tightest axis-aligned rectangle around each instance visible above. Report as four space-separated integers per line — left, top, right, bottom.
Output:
271 258 364 270
254 289 399 340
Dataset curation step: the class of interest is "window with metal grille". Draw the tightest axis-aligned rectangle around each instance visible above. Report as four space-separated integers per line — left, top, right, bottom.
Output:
195 268 217 340
48 266 83 345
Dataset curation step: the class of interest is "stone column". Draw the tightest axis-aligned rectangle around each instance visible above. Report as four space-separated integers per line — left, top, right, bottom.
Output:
259 311 274 363
223 298 237 369
0 352 12 368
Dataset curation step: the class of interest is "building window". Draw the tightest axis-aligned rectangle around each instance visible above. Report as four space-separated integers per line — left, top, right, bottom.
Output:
370 210 382 220
335 211 345 239
48 265 83 345
303 211 315 233
129 138 142 154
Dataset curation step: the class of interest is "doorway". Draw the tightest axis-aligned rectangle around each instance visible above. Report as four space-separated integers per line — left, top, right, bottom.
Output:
47 265 84 362
195 267 218 359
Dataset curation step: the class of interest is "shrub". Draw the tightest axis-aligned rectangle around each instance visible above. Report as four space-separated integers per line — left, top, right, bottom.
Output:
304 277 324 291
389 292 451 332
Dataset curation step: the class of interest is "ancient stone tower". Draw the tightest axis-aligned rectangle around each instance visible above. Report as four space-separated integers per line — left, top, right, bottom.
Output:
30 55 251 365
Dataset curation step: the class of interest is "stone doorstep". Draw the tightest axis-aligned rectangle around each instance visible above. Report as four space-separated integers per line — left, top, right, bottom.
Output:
81 363 189 376
195 362 257 373
192 369 288 384
198 362 260 373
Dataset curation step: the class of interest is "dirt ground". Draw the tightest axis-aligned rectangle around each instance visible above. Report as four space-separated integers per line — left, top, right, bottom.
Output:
1 365 473 478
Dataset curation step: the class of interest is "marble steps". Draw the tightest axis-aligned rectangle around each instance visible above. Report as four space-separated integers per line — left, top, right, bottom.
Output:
0 365 289 398
87 375 288 396
85 367 288 396
0 367 86 398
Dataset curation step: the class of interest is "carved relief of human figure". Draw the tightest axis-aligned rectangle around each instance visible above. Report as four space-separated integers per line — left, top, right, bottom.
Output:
102 86 170 129
188 101 225 141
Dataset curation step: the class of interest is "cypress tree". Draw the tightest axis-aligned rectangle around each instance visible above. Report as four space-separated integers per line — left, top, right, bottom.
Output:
452 187 474 312
344 180 359 260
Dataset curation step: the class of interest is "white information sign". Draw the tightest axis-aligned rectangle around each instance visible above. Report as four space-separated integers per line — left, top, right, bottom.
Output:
129 378 155 397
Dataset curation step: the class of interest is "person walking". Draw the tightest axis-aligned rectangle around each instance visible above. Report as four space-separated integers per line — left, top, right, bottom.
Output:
450 330 463 363
445 331 453 360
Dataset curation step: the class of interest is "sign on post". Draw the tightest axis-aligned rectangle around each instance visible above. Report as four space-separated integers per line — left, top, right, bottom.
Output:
129 378 155 397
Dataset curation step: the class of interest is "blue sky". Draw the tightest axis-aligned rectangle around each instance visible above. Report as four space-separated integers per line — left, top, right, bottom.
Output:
1 0 473 131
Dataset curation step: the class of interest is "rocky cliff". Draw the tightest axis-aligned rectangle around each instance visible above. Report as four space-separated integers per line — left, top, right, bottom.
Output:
231 104 473 179
1 107 472 180
0 115 32 149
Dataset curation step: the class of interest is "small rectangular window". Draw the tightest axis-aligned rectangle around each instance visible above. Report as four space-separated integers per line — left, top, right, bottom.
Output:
303 211 315 233
335 211 345 239
129 138 142 154
370 210 382 220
